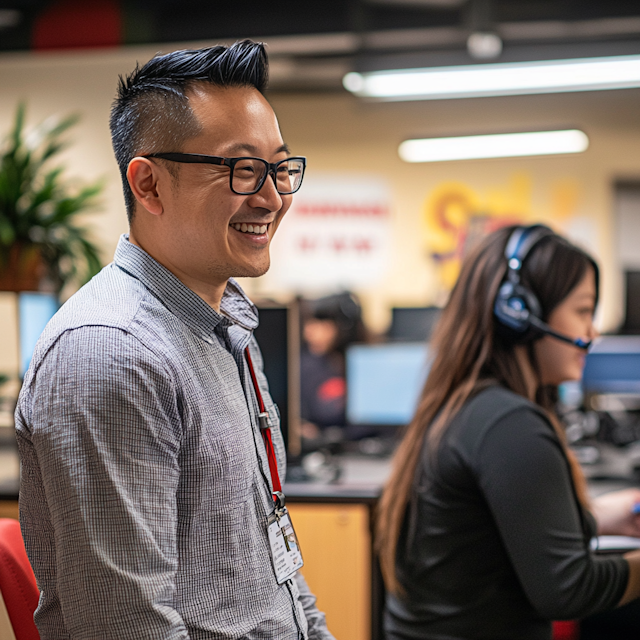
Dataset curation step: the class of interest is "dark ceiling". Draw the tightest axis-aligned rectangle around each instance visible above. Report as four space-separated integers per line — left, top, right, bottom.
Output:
2 1 640 91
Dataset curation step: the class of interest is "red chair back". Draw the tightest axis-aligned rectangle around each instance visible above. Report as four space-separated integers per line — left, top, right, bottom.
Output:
552 620 579 640
0 518 40 640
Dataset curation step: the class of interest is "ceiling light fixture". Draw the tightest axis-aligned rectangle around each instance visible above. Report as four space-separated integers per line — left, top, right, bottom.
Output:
343 54 640 101
466 32 502 59
398 129 589 163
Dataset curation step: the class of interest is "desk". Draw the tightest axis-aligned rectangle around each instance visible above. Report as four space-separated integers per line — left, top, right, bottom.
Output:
3 445 638 640
0 445 391 639
286 452 640 640
285 455 390 640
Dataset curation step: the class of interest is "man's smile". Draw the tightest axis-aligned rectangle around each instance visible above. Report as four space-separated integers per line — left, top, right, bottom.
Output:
229 222 270 235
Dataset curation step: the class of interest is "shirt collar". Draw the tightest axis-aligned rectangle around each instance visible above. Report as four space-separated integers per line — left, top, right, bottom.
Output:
113 234 258 346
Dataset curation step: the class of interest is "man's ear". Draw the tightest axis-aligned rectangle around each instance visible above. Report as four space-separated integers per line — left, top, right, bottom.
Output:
127 157 165 216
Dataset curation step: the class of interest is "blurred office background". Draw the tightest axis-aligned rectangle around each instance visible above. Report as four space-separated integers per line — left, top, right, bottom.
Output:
1 0 640 334
2 3 640 637
3 0 640 438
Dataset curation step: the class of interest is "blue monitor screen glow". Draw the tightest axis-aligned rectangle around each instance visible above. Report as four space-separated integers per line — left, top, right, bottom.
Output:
582 336 640 394
19 292 58 377
346 342 430 426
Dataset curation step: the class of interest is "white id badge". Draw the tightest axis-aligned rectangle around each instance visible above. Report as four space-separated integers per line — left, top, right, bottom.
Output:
267 509 304 584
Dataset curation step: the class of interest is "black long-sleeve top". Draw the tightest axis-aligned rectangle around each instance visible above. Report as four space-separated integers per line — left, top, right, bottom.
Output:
385 385 629 640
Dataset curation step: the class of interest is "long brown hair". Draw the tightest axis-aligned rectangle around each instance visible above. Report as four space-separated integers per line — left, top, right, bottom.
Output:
376 225 599 594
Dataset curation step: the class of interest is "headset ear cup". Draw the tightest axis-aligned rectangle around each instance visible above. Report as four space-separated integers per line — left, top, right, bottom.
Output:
494 224 552 343
518 284 542 321
494 281 543 342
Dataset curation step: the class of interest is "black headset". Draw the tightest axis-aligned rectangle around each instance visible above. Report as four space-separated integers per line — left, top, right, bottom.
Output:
493 225 592 350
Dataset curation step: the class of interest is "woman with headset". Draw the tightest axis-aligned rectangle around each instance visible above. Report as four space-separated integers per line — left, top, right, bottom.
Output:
377 225 640 639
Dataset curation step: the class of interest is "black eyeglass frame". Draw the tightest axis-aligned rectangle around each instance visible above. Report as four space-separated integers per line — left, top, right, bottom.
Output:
142 152 307 195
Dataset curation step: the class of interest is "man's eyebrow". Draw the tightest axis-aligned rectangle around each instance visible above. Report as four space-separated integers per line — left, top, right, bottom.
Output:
224 143 257 155
225 142 291 156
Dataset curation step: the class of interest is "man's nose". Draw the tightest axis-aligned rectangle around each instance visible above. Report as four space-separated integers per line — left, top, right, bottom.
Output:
253 170 283 210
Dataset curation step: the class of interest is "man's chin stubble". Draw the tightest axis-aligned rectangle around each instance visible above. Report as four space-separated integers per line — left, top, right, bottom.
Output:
212 260 271 280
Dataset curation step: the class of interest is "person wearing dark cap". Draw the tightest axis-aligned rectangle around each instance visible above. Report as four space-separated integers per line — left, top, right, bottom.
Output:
300 292 366 440
15 41 334 640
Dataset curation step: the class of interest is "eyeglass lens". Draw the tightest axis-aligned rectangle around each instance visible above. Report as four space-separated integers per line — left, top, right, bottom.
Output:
232 158 304 195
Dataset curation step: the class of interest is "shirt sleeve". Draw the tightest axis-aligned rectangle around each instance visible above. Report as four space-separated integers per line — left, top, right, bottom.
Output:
473 406 629 620
27 326 189 640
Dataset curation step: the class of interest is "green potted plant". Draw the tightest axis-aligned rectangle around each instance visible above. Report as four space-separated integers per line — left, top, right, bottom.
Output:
0 103 103 293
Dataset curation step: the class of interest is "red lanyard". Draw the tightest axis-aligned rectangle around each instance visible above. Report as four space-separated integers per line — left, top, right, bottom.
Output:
244 347 282 499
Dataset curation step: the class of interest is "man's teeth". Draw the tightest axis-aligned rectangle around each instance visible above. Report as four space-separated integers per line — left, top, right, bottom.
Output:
231 223 268 234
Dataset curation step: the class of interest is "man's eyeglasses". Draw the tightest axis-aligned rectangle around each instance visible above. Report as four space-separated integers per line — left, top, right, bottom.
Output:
142 152 306 196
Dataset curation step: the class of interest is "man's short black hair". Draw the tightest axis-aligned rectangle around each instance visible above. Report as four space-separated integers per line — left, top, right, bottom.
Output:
110 40 269 223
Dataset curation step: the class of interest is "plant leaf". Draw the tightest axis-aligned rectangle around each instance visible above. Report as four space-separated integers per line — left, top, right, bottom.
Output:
0 104 104 291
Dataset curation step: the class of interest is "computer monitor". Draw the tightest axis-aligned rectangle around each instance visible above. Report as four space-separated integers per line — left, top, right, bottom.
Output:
387 306 442 343
18 292 58 377
346 342 430 427
622 271 640 334
253 304 302 455
582 336 640 394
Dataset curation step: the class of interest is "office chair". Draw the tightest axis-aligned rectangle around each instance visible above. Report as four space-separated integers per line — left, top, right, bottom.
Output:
552 620 578 640
0 518 40 640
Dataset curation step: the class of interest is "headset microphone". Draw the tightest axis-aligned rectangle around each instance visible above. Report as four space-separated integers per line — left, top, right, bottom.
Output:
493 225 592 351
526 314 592 350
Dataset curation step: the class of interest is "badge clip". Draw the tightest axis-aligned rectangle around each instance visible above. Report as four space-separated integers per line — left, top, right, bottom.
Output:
273 490 286 512
258 411 270 430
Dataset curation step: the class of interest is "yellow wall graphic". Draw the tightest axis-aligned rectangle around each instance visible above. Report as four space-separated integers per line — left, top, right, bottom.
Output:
424 173 581 290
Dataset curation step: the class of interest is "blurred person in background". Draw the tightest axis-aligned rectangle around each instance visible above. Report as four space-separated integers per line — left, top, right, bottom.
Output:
377 224 640 640
300 291 367 441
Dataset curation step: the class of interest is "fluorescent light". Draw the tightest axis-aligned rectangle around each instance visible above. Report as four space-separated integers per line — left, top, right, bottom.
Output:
398 130 589 163
343 54 640 100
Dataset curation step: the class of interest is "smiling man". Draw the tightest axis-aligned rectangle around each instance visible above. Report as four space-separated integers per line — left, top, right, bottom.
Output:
15 41 334 640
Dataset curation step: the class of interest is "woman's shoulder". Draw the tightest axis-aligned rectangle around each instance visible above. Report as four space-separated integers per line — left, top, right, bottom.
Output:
467 384 545 420
447 385 551 452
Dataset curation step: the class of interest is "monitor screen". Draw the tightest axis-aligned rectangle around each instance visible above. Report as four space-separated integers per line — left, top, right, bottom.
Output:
582 336 640 394
253 306 290 450
623 271 640 333
388 307 442 342
19 292 58 377
346 342 430 426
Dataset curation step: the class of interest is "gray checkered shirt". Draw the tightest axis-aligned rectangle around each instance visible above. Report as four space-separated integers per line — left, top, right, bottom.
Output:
15 235 335 640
